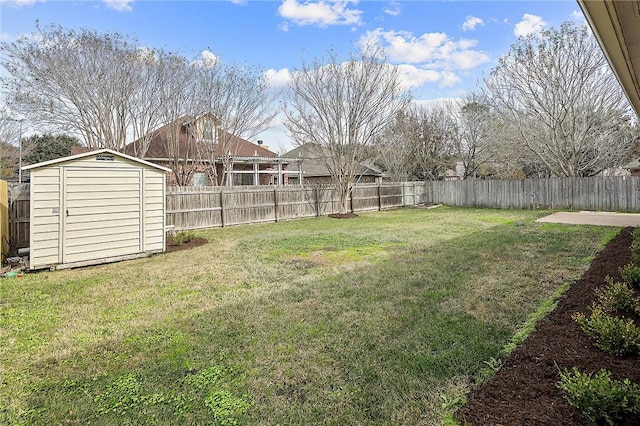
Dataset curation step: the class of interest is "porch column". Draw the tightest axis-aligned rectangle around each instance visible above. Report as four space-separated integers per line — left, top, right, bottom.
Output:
277 161 282 186
254 160 259 186
298 160 303 185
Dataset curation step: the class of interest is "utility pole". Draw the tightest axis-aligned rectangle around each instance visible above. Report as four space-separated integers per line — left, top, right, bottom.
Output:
18 119 23 183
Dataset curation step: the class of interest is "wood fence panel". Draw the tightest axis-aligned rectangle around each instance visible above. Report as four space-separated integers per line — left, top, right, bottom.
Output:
166 187 223 230
276 186 318 220
380 184 404 209
8 183 30 250
352 185 380 212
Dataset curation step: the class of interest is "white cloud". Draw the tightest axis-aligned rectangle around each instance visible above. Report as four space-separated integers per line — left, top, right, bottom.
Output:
103 0 133 12
514 13 547 37
0 0 44 7
230 0 248 5
571 10 586 22
413 97 461 110
360 28 489 89
0 32 15 42
198 50 219 67
396 65 461 89
277 0 363 28
360 28 489 69
462 16 484 32
265 68 291 87
383 0 400 16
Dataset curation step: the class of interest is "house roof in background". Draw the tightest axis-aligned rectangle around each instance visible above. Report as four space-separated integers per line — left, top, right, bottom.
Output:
124 116 278 160
284 143 382 177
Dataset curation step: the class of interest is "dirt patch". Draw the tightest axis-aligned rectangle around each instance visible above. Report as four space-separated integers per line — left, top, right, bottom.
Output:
165 236 208 253
328 213 359 219
457 227 640 426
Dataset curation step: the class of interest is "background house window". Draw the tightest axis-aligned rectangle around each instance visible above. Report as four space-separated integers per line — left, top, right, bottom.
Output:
193 172 209 186
202 120 215 142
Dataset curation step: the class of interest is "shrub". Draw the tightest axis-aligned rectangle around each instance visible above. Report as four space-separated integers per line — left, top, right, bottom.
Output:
174 231 196 246
620 263 640 288
558 367 640 425
630 228 640 265
574 307 640 356
595 276 640 314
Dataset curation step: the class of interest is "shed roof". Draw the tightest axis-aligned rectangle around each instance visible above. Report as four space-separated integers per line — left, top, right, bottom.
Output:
624 158 640 170
22 148 171 172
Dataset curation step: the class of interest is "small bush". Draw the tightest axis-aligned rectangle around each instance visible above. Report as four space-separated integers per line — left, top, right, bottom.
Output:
596 276 640 314
630 229 640 265
558 367 640 425
574 307 640 356
174 231 196 246
620 263 640 288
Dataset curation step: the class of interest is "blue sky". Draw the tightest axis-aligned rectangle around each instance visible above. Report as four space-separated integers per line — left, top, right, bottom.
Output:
0 0 586 151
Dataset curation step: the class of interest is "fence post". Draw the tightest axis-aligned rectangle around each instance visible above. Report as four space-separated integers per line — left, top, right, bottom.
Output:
274 187 279 222
219 190 226 228
378 182 382 211
350 187 354 213
315 186 320 217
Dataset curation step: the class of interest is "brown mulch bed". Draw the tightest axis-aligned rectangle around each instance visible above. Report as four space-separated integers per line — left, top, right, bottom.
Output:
456 227 640 426
165 236 208 253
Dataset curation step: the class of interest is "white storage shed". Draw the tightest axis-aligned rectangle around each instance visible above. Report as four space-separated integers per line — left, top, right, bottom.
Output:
23 149 170 270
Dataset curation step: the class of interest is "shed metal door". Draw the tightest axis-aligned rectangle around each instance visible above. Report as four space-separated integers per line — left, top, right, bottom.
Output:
62 167 143 264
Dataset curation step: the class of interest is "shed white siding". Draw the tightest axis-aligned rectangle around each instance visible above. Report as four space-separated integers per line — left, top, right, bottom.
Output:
26 150 168 270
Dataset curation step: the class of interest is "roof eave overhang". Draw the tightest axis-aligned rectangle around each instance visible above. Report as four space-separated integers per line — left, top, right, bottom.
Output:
578 0 640 118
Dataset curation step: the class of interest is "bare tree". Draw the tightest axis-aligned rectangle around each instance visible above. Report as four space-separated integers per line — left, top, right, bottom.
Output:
484 22 638 177
1 25 170 155
0 108 23 179
284 48 411 213
450 94 496 179
408 104 458 180
128 48 166 158
373 110 418 182
154 53 198 186
193 61 277 186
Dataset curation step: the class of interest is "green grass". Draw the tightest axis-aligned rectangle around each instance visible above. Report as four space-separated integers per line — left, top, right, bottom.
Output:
0 207 619 425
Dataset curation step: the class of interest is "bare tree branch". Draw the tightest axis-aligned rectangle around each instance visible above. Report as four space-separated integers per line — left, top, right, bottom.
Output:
285 47 411 213
484 22 638 177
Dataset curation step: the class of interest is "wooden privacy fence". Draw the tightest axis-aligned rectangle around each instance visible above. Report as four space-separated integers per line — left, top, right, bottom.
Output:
8 176 640 248
165 184 406 230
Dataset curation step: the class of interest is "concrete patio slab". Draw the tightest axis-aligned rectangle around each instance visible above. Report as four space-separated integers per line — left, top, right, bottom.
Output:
536 211 640 227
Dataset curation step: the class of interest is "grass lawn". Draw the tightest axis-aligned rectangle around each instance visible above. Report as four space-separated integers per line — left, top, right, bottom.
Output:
0 207 619 425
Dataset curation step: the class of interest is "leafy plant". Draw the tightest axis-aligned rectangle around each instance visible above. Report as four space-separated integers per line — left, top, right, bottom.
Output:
173 230 196 246
630 228 640 265
205 389 253 426
574 307 640 356
620 263 640 288
595 276 640 314
558 367 640 425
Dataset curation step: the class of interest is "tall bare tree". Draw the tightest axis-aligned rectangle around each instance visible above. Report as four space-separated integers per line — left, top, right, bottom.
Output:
373 110 418 182
450 94 496 179
128 48 166 158
284 48 411 213
193 61 277 185
154 53 198 186
0 107 21 179
484 22 638 177
1 25 144 150
409 104 458 180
